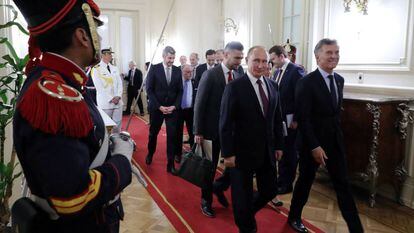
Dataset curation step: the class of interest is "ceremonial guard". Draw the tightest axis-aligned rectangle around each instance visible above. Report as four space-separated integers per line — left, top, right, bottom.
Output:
91 48 124 132
12 0 133 232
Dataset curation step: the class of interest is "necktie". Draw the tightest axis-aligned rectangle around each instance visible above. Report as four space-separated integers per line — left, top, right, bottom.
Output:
328 75 337 108
130 69 135 86
192 67 196 80
166 67 171 85
276 69 283 85
228 71 233 82
107 65 111 73
256 79 269 116
181 80 191 109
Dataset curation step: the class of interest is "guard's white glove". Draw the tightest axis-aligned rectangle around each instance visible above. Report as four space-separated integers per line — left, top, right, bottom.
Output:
109 132 135 161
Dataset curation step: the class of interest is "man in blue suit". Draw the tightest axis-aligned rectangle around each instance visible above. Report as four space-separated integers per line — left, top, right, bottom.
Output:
269 45 305 196
145 46 183 173
220 46 284 233
194 49 216 85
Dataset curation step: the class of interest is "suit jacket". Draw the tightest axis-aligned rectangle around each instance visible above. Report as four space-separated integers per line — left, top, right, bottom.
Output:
219 75 284 169
295 68 344 154
194 63 208 85
145 63 183 112
235 65 245 78
124 68 143 91
193 64 227 140
275 62 305 120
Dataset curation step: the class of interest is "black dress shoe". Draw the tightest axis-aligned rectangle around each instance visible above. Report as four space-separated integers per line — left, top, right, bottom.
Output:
213 189 229 208
201 202 215 218
288 219 308 233
166 162 177 175
145 154 153 165
123 111 131 116
271 199 283 207
277 185 293 195
167 166 177 175
174 155 181 163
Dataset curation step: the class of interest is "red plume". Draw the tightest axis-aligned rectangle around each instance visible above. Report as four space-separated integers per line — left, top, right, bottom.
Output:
25 36 42 74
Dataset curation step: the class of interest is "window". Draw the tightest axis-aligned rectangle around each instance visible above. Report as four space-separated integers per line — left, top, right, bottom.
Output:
282 0 302 61
8 2 29 59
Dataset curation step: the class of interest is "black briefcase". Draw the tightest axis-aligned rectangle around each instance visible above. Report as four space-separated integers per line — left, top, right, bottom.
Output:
12 197 51 233
176 144 214 189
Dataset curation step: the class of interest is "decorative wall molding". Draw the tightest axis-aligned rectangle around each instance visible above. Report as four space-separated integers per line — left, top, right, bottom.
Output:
325 0 414 72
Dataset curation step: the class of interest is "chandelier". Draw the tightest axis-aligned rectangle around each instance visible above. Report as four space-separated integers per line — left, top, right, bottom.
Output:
224 18 239 35
343 0 368 15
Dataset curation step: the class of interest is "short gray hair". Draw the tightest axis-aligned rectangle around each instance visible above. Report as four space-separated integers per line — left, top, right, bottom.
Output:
314 38 337 55
224 41 244 52
129 60 136 66
190 52 199 60
181 64 192 71
163 46 176 56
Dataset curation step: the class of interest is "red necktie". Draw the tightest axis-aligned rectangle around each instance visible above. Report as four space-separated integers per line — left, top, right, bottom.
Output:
228 71 233 82
256 79 269 116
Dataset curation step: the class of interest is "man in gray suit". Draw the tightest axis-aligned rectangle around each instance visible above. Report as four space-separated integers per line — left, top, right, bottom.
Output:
193 41 244 218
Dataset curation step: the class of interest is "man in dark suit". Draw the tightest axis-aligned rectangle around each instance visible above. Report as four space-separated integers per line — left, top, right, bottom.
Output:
194 49 216 85
174 65 196 162
145 46 183 173
193 41 244 217
269 45 305 196
288 39 363 233
124 60 144 115
220 46 284 233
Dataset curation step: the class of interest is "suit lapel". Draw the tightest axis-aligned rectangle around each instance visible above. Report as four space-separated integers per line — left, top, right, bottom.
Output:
279 66 290 88
264 78 275 119
335 74 343 109
216 65 226 89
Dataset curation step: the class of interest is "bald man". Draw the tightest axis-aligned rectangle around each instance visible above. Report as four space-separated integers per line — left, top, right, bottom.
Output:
219 46 283 232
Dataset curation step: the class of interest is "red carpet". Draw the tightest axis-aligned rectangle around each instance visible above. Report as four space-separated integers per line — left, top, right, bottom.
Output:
124 116 324 233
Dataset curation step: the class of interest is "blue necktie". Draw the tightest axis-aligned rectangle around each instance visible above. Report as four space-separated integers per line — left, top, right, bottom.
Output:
181 80 191 109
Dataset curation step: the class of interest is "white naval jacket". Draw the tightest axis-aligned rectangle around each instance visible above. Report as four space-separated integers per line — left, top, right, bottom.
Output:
91 60 123 109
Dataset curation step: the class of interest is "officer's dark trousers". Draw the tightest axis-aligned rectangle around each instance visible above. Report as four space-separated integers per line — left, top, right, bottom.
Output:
289 145 364 233
148 110 177 164
277 128 298 188
229 158 277 233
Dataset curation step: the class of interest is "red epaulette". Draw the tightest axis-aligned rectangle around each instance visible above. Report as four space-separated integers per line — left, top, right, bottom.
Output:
18 70 93 138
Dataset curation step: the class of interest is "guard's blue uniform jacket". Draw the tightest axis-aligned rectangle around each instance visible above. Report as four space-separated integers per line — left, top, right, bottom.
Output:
13 52 132 233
